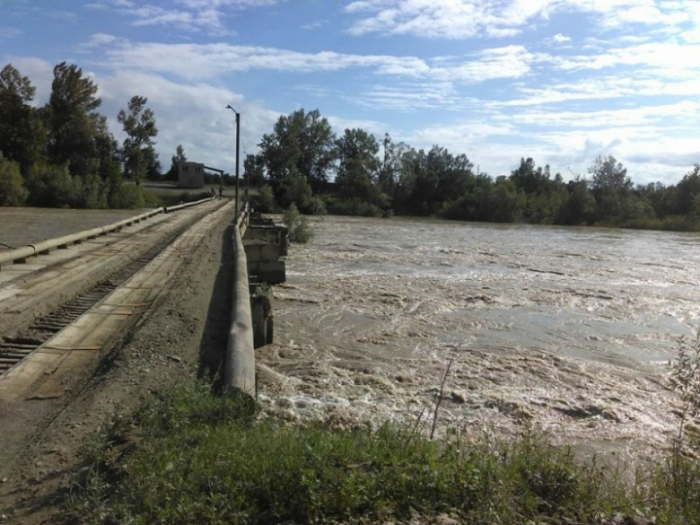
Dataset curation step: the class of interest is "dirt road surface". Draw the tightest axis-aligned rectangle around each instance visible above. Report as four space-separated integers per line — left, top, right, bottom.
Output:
0 205 235 524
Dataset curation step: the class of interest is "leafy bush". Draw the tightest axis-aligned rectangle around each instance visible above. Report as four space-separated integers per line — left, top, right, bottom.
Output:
141 190 162 208
283 203 312 243
250 184 276 213
276 168 313 212
73 172 108 209
326 197 382 217
0 155 28 206
24 161 116 208
108 184 145 209
622 215 700 232
25 161 78 207
308 194 327 215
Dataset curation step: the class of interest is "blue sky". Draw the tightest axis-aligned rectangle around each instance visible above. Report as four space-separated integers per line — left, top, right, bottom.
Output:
1 0 699 185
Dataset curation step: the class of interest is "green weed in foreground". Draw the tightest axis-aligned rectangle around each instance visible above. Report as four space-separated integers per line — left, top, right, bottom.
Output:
67 383 654 525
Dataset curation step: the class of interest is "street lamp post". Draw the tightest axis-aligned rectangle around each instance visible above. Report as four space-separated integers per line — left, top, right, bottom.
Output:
225 105 241 219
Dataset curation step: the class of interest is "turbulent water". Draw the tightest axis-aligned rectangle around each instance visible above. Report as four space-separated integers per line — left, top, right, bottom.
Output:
257 215 700 457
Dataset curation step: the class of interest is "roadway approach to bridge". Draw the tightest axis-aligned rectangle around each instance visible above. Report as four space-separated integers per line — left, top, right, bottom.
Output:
0 197 284 524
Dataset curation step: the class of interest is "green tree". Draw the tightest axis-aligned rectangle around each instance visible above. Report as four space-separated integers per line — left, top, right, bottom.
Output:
91 113 122 190
403 146 474 216
251 185 276 212
165 144 187 181
25 161 77 207
589 155 631 193
0 64 45 174
459 174 496 221
259 108 335 197
377 133 397 198
435 151 474 205
637 182 677 219
485 177 523 222
118 95 158 185
0 154 28 206
46 62 102 178
676 165 700 215
334 128 383 204
275 165 313 212
125 145 162 181
559 177 596 225
392 146 420 214
243 153 266 187
510 158 553 195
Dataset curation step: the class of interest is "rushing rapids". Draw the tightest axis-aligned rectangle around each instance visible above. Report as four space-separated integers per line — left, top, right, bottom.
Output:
257 215 700 458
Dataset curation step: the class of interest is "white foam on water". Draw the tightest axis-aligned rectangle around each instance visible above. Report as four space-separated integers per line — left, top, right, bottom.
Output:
262 216 700 456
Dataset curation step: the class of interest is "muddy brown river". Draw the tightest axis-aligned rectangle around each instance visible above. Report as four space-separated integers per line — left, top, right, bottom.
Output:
258 216 700 458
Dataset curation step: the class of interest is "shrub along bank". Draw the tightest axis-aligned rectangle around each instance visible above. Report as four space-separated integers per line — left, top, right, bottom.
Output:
66 381 700 525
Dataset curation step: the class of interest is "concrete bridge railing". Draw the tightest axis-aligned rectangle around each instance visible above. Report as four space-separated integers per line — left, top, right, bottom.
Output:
224 203 288 402
225 202 257 400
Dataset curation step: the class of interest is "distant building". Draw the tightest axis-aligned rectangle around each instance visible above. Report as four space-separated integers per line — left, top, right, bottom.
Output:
178 162 205 188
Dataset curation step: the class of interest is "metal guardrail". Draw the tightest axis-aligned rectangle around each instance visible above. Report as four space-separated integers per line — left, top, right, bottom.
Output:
0 197 215 270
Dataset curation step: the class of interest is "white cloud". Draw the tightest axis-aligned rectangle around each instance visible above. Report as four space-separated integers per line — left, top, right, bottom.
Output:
94 69 281 170
343 0 700 39
550 41 700 76
496 76 700 107
73 26 700 187
400 118 700 185
87 35 538 87
85 0 276 34
88 38 429 78
504 101 700 129
302 19 329 30
327 116 389 136
552 33 571 43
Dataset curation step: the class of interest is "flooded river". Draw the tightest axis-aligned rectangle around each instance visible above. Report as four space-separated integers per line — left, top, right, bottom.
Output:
258 216 700 457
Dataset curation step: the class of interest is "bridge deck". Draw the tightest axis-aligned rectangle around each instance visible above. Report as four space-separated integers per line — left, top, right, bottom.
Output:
0 207 155 253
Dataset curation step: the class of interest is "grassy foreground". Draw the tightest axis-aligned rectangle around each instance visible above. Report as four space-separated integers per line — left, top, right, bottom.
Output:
66 383 700 525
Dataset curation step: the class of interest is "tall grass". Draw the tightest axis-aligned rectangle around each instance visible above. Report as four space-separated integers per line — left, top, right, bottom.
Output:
66 331 700 525
65 383 646 525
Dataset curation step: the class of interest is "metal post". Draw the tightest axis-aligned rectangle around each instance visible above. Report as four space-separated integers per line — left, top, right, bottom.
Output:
245 153 250 203
235 112 240 220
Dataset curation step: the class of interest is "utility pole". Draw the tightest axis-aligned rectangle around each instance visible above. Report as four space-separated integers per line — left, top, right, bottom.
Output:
226 105 241 218
235 111 240 219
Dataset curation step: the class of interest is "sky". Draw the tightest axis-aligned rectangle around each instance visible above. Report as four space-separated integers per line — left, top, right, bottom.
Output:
1 0 699 185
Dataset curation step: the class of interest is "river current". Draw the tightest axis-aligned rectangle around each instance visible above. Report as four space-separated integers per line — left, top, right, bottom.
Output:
257 216 700 457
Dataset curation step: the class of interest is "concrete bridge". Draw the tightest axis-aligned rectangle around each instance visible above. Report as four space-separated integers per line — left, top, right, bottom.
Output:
0 198 288 402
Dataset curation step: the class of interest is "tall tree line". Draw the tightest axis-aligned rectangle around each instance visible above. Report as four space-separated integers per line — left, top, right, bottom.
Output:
0 62 160 208
249 108 700 231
